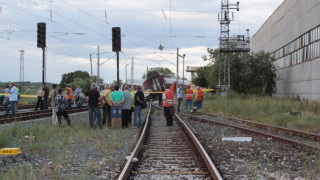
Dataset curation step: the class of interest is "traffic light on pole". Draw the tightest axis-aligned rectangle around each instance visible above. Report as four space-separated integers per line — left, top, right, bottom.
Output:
112 27 121 52
37 22 46 48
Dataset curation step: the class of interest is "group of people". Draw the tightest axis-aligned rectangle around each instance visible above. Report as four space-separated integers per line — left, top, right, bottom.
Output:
35 83 81 111
1 81 204 130
82 83 144 129
0 82 20 118
32 82 144 129
162 82 204 126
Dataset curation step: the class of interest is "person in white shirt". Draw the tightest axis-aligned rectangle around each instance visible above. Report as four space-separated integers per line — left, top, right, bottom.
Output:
176 84 184 113
4 82 18 118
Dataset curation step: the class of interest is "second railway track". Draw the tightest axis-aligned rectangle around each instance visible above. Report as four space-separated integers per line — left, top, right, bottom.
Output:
181 112 320 151
0 106 88 124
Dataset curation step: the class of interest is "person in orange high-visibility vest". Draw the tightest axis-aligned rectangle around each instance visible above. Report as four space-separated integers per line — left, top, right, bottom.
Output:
194 86 204 112
66 84 73 110
184 84 194 113
170 81 177 94
163 84 175 126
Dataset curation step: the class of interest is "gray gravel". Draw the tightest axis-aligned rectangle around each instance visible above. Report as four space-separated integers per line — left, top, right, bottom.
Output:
182 113 320 179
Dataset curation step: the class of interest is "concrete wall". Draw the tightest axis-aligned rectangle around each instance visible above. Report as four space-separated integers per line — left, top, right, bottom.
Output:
252 0 320 100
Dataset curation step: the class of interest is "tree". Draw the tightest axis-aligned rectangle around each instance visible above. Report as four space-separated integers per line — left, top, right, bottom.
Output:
70 77 92 92
60 70 90 88
192 66 210 87
201 49 278 95
141 67 175 79
112 79 123 87
91 75 104 85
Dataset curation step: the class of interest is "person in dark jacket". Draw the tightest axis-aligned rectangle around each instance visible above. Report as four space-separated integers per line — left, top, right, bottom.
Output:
55 89 71 126
134 86 144 127
83 83 102 128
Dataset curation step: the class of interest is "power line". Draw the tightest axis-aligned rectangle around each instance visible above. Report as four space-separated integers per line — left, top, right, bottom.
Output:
153 52 175 66
27 0 111 40
21 10 218 14
60 0 112 27
1 3 98 51
0 3 98 54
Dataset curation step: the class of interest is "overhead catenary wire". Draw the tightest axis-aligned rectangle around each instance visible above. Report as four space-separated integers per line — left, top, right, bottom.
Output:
27 0 111 40
0 0 224 80
60 0 112 27
11 9 218 14
0 3 96 54
153 52 175 66
0 19 92 57
0 3 107 57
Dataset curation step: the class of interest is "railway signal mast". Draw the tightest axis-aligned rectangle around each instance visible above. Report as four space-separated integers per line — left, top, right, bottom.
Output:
112 27 121 86
218 0 250 92
37 22 46 84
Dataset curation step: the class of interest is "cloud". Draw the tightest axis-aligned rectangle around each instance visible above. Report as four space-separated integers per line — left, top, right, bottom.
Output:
0 0 284 84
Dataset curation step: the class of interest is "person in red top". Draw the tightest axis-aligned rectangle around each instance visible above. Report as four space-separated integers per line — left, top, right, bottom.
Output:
162 84 175 126
184 84 194 113
170 81 177 94
66 84 73 110
194 86 204 112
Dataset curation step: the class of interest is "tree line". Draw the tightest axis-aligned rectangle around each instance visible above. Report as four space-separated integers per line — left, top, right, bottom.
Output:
192 49 278 96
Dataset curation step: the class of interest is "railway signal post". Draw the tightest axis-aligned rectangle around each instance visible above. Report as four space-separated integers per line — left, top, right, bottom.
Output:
112 27 121 86
37 22 46 84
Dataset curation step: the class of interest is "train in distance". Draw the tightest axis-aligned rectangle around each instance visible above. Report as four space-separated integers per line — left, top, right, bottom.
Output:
121 71 189 93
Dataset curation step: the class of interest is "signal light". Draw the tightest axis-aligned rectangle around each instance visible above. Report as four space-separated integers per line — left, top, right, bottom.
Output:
37 22 46 48
112 27 121 52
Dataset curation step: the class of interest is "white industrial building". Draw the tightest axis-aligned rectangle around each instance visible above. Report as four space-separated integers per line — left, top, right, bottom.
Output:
251 0 320 100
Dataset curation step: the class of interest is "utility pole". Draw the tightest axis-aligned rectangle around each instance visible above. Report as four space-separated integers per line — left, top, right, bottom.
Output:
97 46 100 91
90 53 94 80
176 47 179 89
177 50 185 86
146 66 148 79
131 57 134 90
182 54 185 86
18 50 25 83
125 64 129 84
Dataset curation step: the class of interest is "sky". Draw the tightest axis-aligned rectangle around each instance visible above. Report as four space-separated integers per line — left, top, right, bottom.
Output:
0 0 284 84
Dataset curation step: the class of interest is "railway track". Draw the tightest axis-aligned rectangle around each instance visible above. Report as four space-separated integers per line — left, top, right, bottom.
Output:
118 103 222 180
181 112 320 151
0 103 45 111
147 104 320 178
180 112 320 179
0 106 88 124
204 112 320 141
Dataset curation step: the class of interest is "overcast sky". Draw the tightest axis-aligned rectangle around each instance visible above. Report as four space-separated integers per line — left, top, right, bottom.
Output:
0 0 284 84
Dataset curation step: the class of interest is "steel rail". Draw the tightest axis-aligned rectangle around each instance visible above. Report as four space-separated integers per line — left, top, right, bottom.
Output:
183 113 320 152
0 107 87 124
0 104 44 111
205 113 320 141
152 104 223 179
175 113 223 180
0 105 87 119
0 110 51 119
117 101 152 180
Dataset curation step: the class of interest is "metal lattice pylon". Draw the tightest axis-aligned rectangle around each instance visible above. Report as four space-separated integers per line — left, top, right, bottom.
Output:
18 50 25 82
218 0 239 89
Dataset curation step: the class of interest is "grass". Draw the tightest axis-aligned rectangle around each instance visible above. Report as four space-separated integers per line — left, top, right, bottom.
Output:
203 92 320 133
0 114 139 179
19 97 37 104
